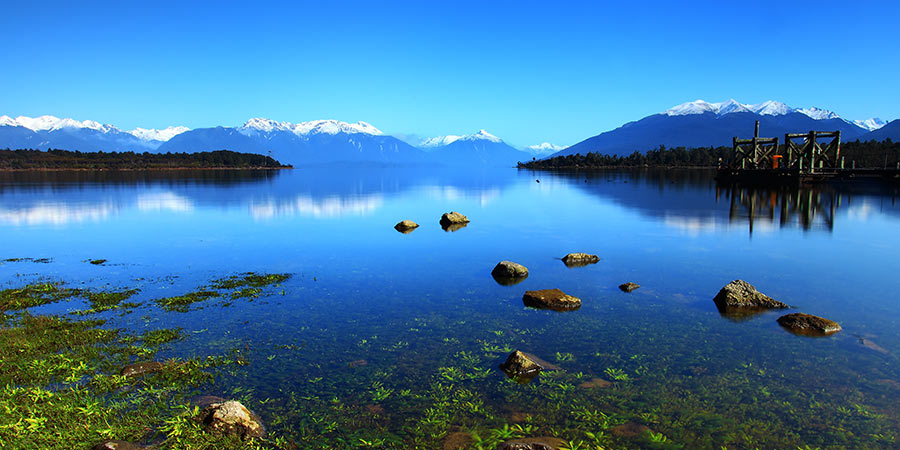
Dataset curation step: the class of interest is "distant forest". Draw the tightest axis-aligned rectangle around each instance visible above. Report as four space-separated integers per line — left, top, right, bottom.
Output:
0 149 290 170
518 139 900 169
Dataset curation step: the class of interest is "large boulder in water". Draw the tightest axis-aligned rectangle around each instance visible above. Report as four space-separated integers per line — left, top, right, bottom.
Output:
713 280 787 310
499 351 543 382
523 289 581 311
777 313 842 336
492 261 529 285
195 400 266 439
440 212 469 226
618 282 640 293
561 252 599 267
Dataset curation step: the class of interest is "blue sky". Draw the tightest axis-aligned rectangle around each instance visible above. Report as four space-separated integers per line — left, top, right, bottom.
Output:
2 0 897 147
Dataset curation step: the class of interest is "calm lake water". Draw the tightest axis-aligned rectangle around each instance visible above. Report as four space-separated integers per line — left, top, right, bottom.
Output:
2 168 899 449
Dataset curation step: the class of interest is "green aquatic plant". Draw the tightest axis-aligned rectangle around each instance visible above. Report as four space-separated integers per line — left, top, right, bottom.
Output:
555 352 575 362
155 290 221 312
604 367 630 381
0 282 81 311
210 272 290 290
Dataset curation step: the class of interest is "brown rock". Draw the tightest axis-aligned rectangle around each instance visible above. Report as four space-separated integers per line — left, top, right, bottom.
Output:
191 395 227 409
365 404 384 415
442 222 468 232
618 282 640 292
394 220 419 233
713 280 788 310
120 361 164 378
499 351 543 382
440 211 469 226
523 289 581 311
561 253 599 267
443 431 474 450
196 400 266 439
578 377 612 389
611 422 652 438
349 359 368 367
492 261 529 280
92 441 146 450
496 436 566 450
777 313 842 336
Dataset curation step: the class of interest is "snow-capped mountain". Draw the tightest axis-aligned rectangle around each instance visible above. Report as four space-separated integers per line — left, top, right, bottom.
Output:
663 99 884 130
419 130 502 148
0 114 190 152
551 99 880 158
129 126 190 142
523 143 565 157
417 130 530 167
239 118 382 136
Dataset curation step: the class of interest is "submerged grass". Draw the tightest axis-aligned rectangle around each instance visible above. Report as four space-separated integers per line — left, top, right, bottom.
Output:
155 272 291 312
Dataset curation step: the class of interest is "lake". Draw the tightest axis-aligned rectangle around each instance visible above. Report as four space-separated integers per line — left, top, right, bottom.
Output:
2 168 899 449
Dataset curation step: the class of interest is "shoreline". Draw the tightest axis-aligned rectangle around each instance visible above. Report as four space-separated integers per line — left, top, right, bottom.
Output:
0 166 293 172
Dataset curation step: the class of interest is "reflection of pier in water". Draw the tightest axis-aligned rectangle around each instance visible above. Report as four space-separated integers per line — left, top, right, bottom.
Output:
717 185 839 233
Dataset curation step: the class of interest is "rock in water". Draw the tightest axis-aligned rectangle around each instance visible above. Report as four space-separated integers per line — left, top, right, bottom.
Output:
120 361 164 378
92 441 146 450
619 282 640 292
777 313 842 336
440 211 469 227
713 280 788 310
523 289 581 311
394 220 419 233
496 436 566 450
561 253 599 267
196 400 266 439
492 261 529 282
499 351 543 382
442 222 468 232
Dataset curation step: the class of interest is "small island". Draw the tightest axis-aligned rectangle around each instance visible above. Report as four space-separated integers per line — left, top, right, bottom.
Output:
0 149 291 170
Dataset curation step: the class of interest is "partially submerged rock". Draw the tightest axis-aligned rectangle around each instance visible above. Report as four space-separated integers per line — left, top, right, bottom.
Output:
89 259 107 265
120 361 164 378
713 280 788 313
523 289 581 311
777 313 842 336
442 222 468 232
440 211 469 226
196 400 266 439
394 220 419 233
561 252 599 267
492 261 529 285
92 441 146 450
499 351 543 382
496 436 566 450
578 377 612 389
619 282 640 293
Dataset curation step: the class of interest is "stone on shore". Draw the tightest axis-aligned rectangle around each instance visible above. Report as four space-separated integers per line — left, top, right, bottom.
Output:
196 400 266 439
619 282 640 292
523 289 581 311
496 436 566 450
561 253 599 267
440 212 469 226
120 361 164 378
713 280 788 310
394 220 419 233
777 313 842 336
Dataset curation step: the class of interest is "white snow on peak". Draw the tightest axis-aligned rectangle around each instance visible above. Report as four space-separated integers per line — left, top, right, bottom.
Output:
663 99 849 122
2 115 118 133
419 130 502 148
852 118 887 131
525 142 564 152
240 118 383 136
128 126 190 142
795 107 840 121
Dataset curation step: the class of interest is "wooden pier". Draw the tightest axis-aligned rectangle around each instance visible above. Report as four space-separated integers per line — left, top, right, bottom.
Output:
716 121 900 185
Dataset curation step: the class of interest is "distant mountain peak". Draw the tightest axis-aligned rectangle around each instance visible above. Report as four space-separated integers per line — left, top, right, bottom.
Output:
419 129 502 148
662 99 849 123
525 142 564 151
1 114 117 133
239 118 383 136
129 126 190 142
852 118 887 132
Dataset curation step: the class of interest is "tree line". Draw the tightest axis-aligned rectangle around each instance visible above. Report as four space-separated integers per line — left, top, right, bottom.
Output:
0 149 290 170
518 139 900 170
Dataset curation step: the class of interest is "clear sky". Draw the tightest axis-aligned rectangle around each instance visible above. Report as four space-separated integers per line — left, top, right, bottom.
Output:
2 0 897 147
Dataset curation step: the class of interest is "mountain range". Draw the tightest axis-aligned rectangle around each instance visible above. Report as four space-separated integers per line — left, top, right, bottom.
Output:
548 100 894 158
1 99 896 166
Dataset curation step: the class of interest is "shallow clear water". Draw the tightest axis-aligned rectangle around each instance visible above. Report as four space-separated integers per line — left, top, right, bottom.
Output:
2 168 899 448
